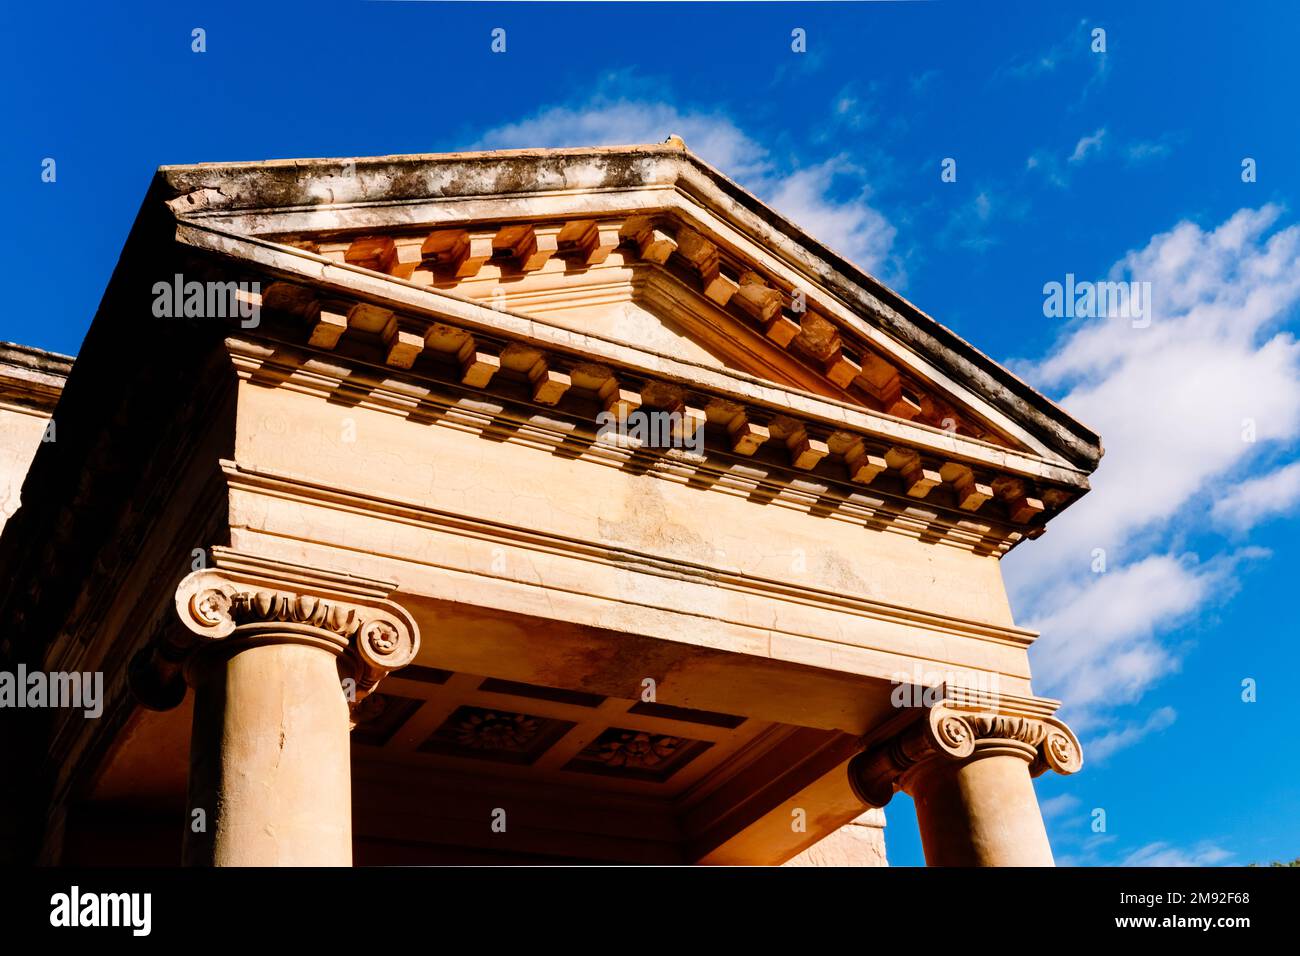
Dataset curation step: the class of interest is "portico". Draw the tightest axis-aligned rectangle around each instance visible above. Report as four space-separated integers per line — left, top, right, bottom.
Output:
0 141 1100 866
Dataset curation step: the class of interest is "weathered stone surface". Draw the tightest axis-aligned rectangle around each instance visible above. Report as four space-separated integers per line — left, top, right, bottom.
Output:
0 343 71 534
783 810 888 867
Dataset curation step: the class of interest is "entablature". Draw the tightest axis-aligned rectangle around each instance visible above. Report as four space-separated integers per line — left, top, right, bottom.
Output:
170 222 1089 555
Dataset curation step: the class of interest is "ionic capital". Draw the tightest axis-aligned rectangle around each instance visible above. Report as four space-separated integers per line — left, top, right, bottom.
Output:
848 694 1082 808
130 550 419 713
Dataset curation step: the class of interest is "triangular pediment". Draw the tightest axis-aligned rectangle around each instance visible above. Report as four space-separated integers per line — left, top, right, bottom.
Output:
152 144 1102 544
155 145 1101 473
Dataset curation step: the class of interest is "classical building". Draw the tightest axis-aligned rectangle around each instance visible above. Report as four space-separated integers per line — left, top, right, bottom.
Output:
0 141 1101 867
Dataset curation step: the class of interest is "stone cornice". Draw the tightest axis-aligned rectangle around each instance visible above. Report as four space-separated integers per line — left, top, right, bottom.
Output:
215 316 1083 492
130 549 419 713
848 688 1083 808
224 371 1040 560
0 342 72 415
222 342 1046 557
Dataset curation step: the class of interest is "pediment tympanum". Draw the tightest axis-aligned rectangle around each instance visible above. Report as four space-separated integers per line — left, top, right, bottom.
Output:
287 216 1015 443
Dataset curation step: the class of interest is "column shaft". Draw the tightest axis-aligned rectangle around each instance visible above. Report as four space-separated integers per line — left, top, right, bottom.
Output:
183 641 352 866
909 750 1054 867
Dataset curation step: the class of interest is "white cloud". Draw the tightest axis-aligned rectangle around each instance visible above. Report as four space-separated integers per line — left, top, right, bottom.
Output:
1121 841 1232 867
473 92 899 280
1023 557 1212 715
937 188 1024 253
997 20 1109 103
1126 139 1174 165
1069 127 1107 164
1020 207 1300 568
473 98 771 180
1009 205 1300 717
1057 835 1232 867
1086 706 1177 762
1040 793 1082 821
1211 460 1300 530
763 159 897 278
1026 149 1069 189
1054 835 1117 867
828 82 878 131
1032 131 1169 188
1000 30 1074 80
909 69 939 95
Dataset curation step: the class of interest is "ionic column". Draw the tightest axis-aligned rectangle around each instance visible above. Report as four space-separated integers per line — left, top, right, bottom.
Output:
849 697 1082 867
131 555 418 866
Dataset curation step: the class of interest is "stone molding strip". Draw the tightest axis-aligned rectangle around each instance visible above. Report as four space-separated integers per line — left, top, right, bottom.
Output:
220 458 1042 652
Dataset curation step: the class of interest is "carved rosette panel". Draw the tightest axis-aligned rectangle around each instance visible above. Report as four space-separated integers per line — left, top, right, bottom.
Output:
848 703 1083 809
171 568 419 706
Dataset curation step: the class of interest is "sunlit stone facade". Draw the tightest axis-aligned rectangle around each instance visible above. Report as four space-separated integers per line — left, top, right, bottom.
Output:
0 143 1100 866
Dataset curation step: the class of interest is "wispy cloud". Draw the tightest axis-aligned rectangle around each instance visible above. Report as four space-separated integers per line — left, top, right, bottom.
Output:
828 82 878 131
1040 792 1082 821
1026 149 1069 189
1022 556 1221 717
1030 128 1168 188
472 84 901 282
1055 832 1233 867
1027 128 1104 189
1000 36 1072 80
1211 460 1300 531
909 69 940 95
936 188 1022 252
1121 841 1233 867
473 95 771 180
1126 138 1175 165
762 157 897 278
996 19 1109 103
1086 706 1177 762
1069 127 1107 164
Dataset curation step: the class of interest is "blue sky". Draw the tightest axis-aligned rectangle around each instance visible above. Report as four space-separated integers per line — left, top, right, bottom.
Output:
3 1 1299 866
